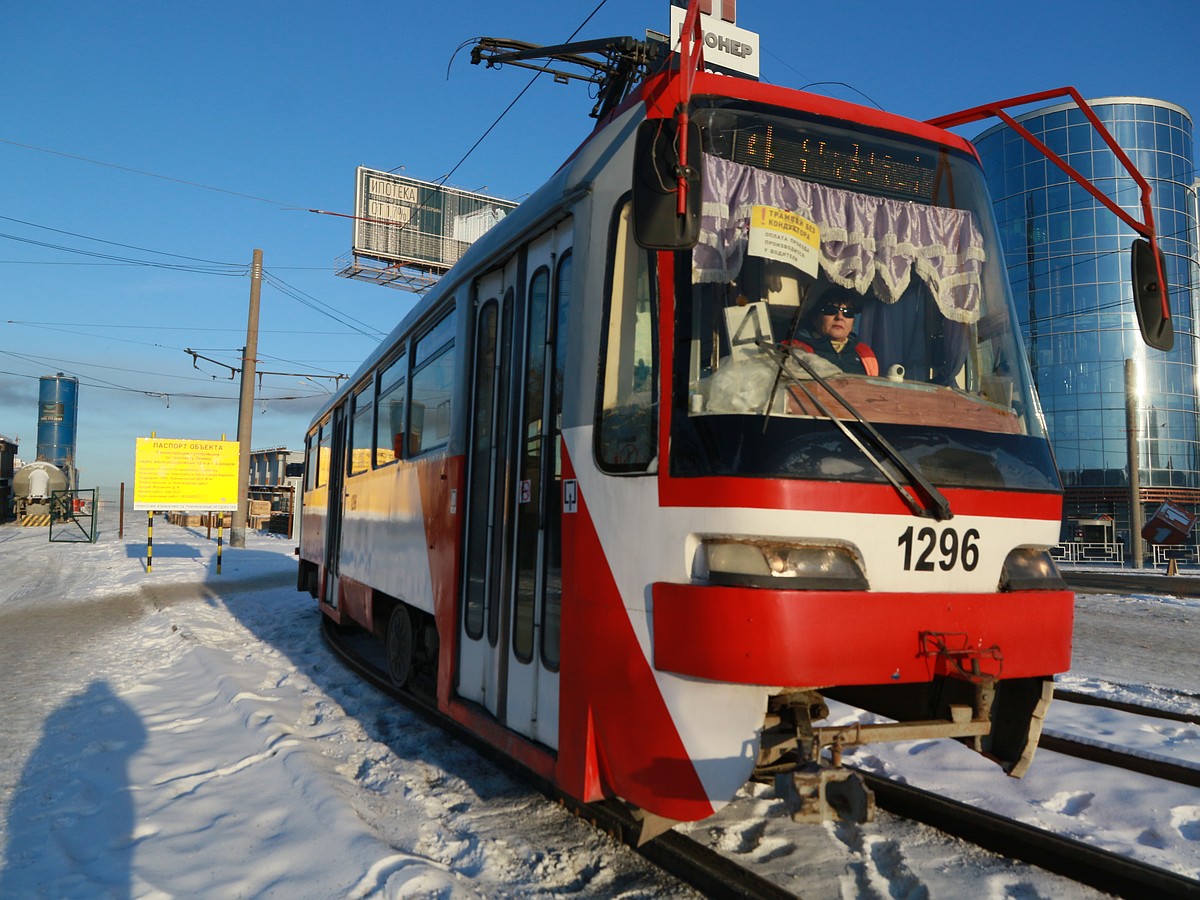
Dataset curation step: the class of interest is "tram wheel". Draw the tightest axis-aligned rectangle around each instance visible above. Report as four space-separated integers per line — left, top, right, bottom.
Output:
386 606 414 688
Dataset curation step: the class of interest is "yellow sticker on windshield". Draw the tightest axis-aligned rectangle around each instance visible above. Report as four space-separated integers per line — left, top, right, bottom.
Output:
747 205 819 277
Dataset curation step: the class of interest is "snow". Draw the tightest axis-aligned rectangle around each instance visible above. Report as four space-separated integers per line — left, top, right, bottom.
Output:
1 507 1198 898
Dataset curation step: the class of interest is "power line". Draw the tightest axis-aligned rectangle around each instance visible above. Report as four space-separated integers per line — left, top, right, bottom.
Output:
262 270 388 340
0 230 245 275
435 0 612 189
0 358 328 402
312 1 615 234
798 81 884 111
184 348 346 387
258 350 348 378
0 346 298 393
6 319 363 336
0 214 240 267
0 137 302 208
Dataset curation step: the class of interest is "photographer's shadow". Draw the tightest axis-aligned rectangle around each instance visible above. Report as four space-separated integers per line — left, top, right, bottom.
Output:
1 680 145 899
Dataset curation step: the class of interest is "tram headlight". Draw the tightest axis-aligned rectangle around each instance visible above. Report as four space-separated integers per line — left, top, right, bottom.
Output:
700 538 868 590
999 547 1067 591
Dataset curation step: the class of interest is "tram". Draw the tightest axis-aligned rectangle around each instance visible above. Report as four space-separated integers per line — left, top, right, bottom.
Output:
299 1 1172 836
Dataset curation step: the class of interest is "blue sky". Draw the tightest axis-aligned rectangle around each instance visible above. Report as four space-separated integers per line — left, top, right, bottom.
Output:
2 0 1197 496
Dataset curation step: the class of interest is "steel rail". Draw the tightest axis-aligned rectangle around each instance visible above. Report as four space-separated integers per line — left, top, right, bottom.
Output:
1039 692 1200 790
1039 732 1200 788
860 771 1200 899
1053 688 1200 725
320 619 794 900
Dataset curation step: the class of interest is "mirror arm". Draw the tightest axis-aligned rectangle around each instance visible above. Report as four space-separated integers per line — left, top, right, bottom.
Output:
930 87 1173 340
673 1 705 215
676 107 692 215
931 88 1155 239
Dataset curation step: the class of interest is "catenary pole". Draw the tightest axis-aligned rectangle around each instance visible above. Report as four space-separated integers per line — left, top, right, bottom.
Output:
230 249 262 549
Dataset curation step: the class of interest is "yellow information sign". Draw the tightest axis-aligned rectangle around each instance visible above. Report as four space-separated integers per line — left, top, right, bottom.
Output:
134 438 240 511
746 205 820 277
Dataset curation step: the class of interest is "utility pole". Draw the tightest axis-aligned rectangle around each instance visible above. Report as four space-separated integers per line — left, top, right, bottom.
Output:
231 249 263 549
1125 358 1144 568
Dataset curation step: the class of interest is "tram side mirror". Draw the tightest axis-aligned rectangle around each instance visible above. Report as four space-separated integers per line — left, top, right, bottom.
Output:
1132 238 1173 351
632 118 701 250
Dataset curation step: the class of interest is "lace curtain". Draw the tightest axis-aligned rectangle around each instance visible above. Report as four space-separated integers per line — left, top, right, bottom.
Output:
694 153 986 324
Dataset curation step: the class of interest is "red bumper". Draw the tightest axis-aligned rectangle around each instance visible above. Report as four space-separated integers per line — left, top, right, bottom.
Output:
652 583 1073 685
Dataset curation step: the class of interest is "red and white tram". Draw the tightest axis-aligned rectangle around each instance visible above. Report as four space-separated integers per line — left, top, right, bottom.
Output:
299 3 1171 836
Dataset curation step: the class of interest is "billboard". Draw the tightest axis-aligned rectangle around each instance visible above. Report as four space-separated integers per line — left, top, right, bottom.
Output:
669 3 759 79
350 168 518 272
133 438 240 511
1141 501 1198 546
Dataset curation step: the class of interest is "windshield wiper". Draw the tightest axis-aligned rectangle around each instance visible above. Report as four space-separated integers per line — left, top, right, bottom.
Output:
761 341 954 521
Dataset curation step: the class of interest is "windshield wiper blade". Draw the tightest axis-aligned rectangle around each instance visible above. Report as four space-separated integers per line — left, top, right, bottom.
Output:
763 342 953 521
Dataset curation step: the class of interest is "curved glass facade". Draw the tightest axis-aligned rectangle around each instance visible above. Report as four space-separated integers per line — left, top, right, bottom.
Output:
976 98 1199 540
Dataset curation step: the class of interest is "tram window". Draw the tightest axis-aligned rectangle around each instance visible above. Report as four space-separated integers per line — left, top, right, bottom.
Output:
305 432 319 490
410 313 455 456
317 423 332 487
464 300 500 642
349 381 375 475
597 201 657 473
375 352 406 466
414 311 454 366
489 292 516 647
514 267 550 664
541 250 571 671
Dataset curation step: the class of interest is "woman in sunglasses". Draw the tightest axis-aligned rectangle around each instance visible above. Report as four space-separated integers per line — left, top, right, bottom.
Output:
791 285 879 376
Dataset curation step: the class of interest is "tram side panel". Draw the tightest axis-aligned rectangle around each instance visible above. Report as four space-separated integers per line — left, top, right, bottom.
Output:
338 461 439 620
544 136 729 818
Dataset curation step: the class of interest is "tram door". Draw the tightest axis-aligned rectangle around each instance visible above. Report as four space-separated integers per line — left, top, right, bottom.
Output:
459 226 569 748
323 403 348 609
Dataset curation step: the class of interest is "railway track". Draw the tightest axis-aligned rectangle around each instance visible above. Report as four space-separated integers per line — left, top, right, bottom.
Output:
856 688 1200 898
1054 686 1200 724
324 621 1199 898
861 772 1200 899
1046 688 1200 788
321 620 793 899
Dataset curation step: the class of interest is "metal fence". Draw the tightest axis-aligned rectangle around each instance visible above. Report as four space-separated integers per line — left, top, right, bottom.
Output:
1051 542 1125 566
1053 541 1200 569
1149 543 1200 568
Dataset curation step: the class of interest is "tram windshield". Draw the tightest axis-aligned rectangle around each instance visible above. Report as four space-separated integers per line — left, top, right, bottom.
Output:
670 100 1060 493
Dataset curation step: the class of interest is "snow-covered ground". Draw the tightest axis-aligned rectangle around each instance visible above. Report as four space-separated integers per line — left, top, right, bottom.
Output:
0 507 1197 898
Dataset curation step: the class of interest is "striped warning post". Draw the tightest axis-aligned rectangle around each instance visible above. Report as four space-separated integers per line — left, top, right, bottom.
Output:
19 515 51 527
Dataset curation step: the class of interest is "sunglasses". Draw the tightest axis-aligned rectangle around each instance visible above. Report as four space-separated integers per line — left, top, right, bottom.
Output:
818 303 859 318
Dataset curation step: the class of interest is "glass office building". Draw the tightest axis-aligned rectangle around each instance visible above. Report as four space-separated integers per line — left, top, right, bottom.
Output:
975 98 1199 544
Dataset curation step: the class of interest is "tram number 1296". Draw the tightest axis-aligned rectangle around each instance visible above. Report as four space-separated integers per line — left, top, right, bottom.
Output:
898 525 980 572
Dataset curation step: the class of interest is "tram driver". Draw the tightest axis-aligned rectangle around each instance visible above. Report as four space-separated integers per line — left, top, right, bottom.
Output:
786 285 879 376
